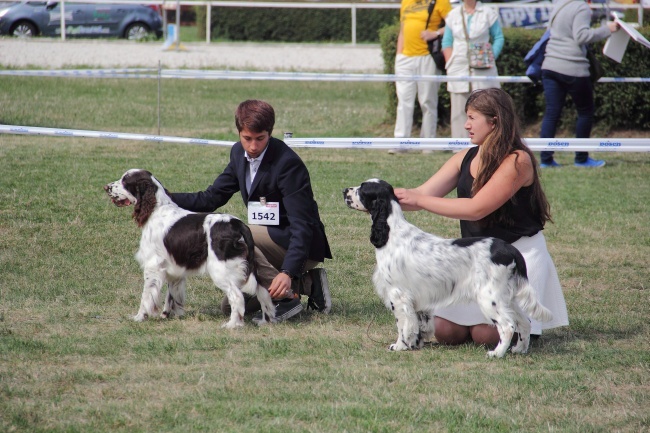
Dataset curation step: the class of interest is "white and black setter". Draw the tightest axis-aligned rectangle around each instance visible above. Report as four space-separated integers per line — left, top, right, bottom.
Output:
104 169 275 328
343 179 552 358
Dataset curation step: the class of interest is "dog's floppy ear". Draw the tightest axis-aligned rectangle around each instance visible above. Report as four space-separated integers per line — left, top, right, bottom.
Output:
369 198 390 248
133 178 157 227
362 181 395 249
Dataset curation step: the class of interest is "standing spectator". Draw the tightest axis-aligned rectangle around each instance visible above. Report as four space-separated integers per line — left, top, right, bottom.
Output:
171 100 332 322
441 0 504 139
539 0 620 168
392 0 452 149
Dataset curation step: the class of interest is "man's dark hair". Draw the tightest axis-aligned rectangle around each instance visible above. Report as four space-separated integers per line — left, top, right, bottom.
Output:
235 100 275 134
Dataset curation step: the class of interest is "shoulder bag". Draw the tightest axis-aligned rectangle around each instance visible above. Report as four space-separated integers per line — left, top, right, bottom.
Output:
586 46 604 83
461 8 494 69
425 0 447 73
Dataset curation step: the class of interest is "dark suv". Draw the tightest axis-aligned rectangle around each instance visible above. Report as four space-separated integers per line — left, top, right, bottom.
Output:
0 1 162 39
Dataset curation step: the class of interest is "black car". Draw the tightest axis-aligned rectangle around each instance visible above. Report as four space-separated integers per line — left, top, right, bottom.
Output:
0 1 162 39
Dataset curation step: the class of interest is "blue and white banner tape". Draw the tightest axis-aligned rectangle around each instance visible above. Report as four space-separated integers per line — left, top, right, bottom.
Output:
2 124 649 152
1 68 649 83
286 137 650 152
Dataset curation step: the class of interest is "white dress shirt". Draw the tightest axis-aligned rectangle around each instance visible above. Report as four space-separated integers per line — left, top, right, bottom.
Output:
244 146 268 194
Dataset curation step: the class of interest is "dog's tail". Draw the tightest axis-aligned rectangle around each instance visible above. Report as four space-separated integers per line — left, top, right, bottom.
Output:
515 276 553 322
237 220 257 276
234 219 262 292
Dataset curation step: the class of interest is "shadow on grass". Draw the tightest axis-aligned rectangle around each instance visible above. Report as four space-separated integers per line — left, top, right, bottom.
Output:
527 323 645 357
189 302 325 326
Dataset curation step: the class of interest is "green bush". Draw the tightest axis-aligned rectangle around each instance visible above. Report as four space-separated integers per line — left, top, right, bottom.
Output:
379 24 650 133
210 7 398 43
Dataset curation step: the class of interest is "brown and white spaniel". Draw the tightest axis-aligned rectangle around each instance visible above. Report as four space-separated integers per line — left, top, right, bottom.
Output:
104 169 275 328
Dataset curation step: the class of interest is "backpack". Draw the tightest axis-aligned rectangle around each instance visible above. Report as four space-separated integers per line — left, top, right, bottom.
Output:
523 1 574 85
524 30 550 85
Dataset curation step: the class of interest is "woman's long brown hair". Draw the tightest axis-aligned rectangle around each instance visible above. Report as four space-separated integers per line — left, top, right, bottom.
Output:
465 88 552 228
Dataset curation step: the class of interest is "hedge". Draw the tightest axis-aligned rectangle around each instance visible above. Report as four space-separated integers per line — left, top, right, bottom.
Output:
209 6 398 43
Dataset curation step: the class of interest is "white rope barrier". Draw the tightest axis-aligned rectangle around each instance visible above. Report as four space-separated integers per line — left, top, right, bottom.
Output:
1 69 649 83
0 125 233 147
2 124 648 152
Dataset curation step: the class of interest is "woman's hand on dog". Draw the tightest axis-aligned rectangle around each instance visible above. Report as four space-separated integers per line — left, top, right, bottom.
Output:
395 188 423 211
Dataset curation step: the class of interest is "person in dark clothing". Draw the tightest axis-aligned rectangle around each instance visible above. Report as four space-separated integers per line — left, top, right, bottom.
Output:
539 0 620 168
171 100 332 321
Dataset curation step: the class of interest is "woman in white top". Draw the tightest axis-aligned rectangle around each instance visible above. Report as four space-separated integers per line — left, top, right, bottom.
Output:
441 0 504 139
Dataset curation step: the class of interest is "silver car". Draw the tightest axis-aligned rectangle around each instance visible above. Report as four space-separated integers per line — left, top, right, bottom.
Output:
0 1 162 39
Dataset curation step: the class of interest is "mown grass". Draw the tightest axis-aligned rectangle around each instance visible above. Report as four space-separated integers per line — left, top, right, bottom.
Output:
0 76 392 139
0 78 649 432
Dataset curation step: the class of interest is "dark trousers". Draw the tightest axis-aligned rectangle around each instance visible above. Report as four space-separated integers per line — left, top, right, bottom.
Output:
540 69 594 164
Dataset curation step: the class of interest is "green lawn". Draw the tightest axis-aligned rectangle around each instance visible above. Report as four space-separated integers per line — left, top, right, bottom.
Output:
0 77 648 432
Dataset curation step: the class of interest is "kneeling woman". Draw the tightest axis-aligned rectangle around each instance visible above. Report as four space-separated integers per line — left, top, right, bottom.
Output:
395 88 568 346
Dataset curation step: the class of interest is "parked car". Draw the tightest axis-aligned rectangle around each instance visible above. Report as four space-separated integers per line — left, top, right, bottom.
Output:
0 1 163 39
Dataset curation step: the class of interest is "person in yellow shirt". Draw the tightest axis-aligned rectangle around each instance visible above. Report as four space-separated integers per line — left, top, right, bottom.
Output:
393 0 452 145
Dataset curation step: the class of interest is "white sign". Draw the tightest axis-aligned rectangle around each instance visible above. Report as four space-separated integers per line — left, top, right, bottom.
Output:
603 14 650 63
247 201 280 226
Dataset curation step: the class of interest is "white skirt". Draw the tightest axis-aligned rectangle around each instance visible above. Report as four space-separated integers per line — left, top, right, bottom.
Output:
435 231 569 335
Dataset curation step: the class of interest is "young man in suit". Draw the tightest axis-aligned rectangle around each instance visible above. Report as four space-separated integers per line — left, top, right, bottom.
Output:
171 100 332 321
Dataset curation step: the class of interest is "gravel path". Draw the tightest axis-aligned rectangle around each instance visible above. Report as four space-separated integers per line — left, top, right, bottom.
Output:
0 38 384 72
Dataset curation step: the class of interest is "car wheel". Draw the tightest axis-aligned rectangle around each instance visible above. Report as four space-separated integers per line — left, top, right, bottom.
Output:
125 22 150 40
10 21 37 38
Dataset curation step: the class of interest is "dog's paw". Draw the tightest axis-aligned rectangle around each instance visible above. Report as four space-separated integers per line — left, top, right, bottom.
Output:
389 336 421 351
511 341 529 354
252 316 276 327
161 308 184 319
133 313 147 322
486 348 508 358
388 341 409 351
221 320 244 329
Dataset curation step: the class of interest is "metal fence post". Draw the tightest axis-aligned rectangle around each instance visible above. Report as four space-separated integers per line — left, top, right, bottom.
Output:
351 4 356 46
60 0 66 41
206 3 211 43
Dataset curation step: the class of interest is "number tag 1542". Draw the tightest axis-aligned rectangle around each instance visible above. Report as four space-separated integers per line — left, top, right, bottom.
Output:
247 201 280 226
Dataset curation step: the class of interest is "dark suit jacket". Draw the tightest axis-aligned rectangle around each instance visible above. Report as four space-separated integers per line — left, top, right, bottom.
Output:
170 137 332 277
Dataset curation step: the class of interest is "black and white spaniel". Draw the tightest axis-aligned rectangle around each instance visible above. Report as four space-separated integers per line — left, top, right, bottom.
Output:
104 169 275 328
343 179 552 358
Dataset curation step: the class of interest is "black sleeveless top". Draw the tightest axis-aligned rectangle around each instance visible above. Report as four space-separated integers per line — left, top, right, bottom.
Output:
458 146 543 243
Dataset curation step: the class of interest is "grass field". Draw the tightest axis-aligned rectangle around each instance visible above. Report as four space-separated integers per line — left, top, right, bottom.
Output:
1 78 649 432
